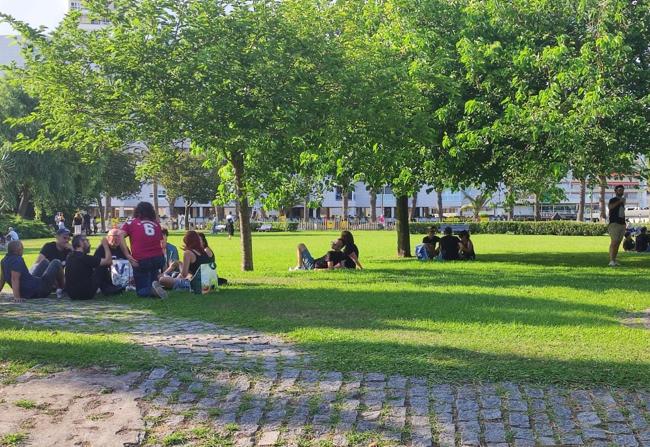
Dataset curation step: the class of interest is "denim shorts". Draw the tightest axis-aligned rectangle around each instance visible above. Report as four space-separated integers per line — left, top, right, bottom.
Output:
173 278 191 291
301 249 315 270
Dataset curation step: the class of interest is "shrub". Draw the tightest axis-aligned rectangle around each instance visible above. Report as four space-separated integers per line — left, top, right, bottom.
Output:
410 220 608 236
0 215 52 239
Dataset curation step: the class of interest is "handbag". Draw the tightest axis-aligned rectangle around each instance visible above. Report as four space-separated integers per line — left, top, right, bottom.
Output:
190 262 219 294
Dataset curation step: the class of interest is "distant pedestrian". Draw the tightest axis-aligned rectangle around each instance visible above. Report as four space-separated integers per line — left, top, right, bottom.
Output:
226 212 235 240
608 185 626 267
83 211 92 235
5 227 18 242
73 212 83 235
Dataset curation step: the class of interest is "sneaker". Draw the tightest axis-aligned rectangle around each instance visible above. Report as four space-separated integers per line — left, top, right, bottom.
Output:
125 285 136 292
55 288 65 299
288 266 304 271
151 281 168 299
608 261 617 267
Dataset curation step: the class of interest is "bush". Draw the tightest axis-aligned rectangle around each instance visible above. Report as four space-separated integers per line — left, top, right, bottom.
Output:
409 220 608 236
0 215 53 239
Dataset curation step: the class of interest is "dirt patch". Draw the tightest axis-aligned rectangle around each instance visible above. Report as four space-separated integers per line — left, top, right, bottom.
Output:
0 369 144 447
621 308 650 330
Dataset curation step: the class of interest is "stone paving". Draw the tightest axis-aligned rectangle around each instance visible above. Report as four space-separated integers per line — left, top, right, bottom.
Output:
1 296 649 447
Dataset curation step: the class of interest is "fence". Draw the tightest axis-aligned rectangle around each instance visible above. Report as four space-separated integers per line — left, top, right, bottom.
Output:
296 220 396 231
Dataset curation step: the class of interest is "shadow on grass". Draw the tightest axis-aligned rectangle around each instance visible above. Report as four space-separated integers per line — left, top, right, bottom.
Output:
299 338 650 387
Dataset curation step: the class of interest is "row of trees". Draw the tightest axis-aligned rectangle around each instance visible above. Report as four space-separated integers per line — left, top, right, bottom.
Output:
2 0 648 270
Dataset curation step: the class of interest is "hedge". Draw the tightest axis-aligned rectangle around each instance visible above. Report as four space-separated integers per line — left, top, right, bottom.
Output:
0 215 53 239
410 221 609 236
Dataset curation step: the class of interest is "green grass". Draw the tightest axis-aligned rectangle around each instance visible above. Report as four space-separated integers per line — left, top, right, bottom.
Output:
0 432 27 447
3 231 650 387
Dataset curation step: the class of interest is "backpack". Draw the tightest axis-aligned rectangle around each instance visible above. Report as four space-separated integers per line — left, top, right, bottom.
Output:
415 244 429 261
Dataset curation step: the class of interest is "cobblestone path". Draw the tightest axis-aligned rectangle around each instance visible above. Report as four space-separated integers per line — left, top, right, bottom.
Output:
1 297 649 447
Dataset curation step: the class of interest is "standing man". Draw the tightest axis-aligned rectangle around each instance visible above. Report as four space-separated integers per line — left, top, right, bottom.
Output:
608 184 627 267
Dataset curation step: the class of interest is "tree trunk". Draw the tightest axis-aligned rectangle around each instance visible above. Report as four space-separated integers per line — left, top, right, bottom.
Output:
167 196 177 219
534 194 541 221
396 194 411 257
152 180 159 217
97 196 106 232
599 175 607 221
436 189 444 221
303 196 309 223
184 203 190 230
232 152 254 271
104 196 112 228
474 204 480 222
370 190 377 223
216 206 225 220
409 192 418 221
260 207 267 219
17 187 30 218
342 191 349 220
576 178 586 222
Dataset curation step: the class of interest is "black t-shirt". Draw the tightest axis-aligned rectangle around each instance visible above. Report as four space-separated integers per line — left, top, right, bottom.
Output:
65 251 101 300
94 245 127 260
314 250 347 269
342 244 359 269
636 233 649 252
439 235 460 260
40 242 71 264
608 197 626 225
422 235 440 245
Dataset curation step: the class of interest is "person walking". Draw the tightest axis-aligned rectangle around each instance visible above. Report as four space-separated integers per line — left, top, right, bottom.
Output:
225 212 235 240
607 184 627 267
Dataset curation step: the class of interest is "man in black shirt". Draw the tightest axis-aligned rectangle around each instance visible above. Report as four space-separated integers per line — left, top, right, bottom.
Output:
313 239 347 269
65 235 113 300
607 185 626 266
636 227 649 252
34 228 70 297
93 229 130 295
439 226 461 261
36 229 72 265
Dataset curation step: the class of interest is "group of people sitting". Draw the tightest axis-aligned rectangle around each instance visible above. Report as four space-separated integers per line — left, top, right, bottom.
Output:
417 226 475 261
291 230 363 270
623 226 650 252
0 201 222 302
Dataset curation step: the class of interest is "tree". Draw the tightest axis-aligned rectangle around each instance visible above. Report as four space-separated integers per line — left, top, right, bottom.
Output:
462 190 492 222
5 0 335 270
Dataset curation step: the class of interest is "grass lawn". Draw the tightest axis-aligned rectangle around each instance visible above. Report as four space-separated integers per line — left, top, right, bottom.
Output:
2 231 650 387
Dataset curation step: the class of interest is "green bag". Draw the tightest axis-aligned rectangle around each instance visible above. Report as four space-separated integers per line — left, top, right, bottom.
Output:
190 262 219 294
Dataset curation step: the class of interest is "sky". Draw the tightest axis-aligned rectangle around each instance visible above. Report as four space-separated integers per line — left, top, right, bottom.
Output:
0 0 68 35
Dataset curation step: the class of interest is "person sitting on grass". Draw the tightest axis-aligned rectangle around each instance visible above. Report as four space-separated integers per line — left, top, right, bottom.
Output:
291 238 347 271
198 232 228 286
0 240 63 301
34 228 72 298
635 227 649 252
623 231 635 252
458 230 476 260
156 230 214 293
93 229 131 296
65 235 113 300
161 228 181 277
340 230 363 269
421 226 440 259
438 226 461 261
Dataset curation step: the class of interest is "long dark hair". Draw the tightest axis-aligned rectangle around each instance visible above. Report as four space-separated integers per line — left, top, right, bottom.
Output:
183 230 206 255
198 232 210 249
340 230 355 247
134 201 157 221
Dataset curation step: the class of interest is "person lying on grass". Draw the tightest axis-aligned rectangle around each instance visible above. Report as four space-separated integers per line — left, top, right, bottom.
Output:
154 230 214 296
291 238 349 270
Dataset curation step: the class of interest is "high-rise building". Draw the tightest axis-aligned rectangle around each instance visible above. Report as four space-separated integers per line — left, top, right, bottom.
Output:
68 1 109 30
